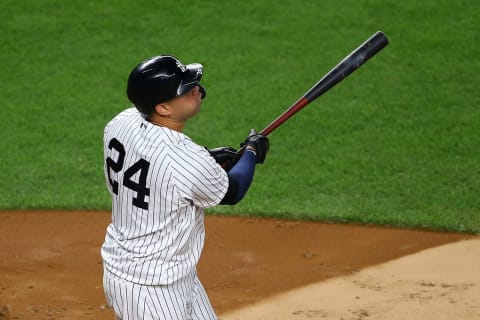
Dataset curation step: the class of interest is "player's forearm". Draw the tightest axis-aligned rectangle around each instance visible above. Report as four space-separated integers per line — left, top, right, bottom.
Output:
220 150 257 205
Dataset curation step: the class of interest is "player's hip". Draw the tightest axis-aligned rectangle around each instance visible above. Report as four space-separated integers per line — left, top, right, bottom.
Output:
103 269 216 320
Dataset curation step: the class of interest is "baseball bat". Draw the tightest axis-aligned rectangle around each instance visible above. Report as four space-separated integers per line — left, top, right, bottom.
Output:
260 31 389 137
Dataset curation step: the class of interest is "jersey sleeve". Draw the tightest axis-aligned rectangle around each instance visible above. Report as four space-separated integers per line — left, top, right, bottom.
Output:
169 143 229 208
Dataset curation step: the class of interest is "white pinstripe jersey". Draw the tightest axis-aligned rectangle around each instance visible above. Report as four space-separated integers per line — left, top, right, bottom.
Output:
101 108 228 285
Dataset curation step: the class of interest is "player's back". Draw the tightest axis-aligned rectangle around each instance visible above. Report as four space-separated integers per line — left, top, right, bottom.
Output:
101 107 228 284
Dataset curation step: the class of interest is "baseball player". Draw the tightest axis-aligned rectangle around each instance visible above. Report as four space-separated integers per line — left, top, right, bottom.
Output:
101 55 269 320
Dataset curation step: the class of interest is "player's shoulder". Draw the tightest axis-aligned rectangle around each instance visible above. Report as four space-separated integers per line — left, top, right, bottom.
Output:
109 107 140 123
104 107 142 131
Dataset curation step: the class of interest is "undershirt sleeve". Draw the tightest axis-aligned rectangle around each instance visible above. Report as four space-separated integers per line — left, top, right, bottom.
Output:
220 150 257 205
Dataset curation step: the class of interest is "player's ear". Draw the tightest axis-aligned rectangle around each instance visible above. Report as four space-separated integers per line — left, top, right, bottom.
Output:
154 103 171 116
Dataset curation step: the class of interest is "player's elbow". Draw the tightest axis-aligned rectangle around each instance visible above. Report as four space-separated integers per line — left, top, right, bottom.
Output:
220 178 242 205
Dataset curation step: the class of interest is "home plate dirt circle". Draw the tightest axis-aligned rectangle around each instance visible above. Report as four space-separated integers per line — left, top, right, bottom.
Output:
0 211 477 320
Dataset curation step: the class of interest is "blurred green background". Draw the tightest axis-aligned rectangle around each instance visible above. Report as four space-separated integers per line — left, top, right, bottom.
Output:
1 0 478 232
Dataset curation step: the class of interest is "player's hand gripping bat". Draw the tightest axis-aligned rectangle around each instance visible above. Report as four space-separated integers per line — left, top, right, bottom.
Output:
214 31 389 170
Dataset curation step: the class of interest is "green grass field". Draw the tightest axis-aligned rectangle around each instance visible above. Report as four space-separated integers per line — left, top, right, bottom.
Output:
1 0 478 233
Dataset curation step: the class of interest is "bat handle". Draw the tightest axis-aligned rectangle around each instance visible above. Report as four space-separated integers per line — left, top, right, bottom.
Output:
237 95 310 153
260 97 310 136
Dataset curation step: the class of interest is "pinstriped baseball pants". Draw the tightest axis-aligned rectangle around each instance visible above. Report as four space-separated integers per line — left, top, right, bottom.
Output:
103 270 217 320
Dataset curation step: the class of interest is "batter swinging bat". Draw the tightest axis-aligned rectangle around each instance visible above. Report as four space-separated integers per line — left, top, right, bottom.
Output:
260 31 389 137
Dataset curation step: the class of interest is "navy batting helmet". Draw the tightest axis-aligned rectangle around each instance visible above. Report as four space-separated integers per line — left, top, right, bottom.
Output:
126 55 206 115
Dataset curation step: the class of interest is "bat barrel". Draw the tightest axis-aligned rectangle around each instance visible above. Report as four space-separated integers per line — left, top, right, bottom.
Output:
304 31 388 102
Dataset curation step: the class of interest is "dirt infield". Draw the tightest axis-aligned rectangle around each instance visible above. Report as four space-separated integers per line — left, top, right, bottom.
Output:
0 211 478 319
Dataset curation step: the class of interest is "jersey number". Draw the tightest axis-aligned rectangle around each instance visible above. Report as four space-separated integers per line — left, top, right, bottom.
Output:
106 138 150 210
